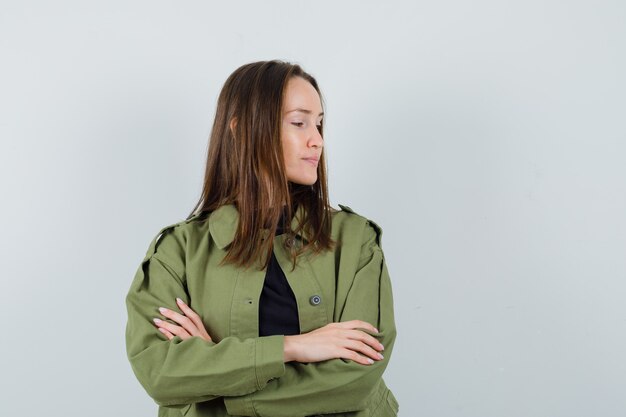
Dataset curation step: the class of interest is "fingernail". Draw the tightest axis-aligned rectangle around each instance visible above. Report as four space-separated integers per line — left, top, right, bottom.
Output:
378 353 384 360
153 318 162 324
176 297 184 304
374 328 380 333
380 344 384 351
367 358 374 364
158 307 167 313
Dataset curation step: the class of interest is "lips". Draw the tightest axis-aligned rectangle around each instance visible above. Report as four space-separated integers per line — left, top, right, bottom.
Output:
302 157 319 166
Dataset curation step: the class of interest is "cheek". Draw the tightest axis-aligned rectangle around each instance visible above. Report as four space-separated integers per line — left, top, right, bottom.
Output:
281 137 298 164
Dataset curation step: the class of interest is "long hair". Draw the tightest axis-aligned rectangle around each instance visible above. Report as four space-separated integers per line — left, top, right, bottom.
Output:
187 60 335 271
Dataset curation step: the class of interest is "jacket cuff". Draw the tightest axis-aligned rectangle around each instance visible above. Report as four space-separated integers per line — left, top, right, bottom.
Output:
255 334 286 389
225 335 286 416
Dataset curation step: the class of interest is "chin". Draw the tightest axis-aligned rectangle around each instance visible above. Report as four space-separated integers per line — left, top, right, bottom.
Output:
289 176 318 186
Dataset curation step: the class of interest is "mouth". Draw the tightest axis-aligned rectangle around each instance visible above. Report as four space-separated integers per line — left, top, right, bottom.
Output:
302 158 319 166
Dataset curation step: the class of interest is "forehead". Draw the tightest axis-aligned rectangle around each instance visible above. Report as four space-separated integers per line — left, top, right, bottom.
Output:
283 77 323 115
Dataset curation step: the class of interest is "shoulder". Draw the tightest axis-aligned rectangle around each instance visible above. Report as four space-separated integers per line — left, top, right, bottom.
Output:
332 203 384 250
143 212 210 261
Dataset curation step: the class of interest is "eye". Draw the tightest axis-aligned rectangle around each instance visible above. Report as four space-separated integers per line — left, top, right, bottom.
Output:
291 122 304 127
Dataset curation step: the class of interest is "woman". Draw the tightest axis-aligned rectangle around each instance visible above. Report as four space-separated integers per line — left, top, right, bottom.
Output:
125 60 399 417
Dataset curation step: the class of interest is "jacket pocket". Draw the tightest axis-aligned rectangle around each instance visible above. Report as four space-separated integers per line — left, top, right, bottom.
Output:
181 403 192 416
384 390 399 415
158 404 192 417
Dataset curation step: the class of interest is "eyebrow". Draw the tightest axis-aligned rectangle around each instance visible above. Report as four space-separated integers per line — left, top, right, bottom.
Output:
285 108 324 117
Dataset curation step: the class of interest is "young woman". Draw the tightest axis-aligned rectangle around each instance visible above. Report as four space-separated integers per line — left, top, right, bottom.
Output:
125 60 399 417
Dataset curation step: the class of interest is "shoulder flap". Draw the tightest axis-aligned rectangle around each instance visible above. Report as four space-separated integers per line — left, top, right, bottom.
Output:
144 219 187 259
338 203 355 214
338 204 383 248
185 211 207 223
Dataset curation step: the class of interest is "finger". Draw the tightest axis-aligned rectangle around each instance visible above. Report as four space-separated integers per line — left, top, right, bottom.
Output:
340 348 375 366
344 339 384 363
176 298 212 341
337 320 379 335
346 329 384 351
153 317 191 340
158 327 174 340
158 307 199 337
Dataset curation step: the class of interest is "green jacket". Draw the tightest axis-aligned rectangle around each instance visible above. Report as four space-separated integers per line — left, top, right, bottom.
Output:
125 203 399 417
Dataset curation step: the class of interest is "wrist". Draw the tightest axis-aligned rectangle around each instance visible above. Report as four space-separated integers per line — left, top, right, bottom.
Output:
283 335 296 362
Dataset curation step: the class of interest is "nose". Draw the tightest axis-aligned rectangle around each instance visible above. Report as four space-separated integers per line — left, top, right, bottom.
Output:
308 125 323 148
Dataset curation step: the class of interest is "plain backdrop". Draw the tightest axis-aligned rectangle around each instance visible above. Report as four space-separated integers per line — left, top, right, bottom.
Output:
1 1 625 416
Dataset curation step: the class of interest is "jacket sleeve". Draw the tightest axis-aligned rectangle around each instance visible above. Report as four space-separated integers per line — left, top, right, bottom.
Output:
223 220 398 417
124 224 286 409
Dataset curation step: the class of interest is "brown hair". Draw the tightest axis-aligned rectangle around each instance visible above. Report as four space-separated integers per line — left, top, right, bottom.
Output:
187 60 335 271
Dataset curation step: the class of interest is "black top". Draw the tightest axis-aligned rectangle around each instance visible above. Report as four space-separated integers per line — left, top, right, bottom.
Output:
258 207 301 336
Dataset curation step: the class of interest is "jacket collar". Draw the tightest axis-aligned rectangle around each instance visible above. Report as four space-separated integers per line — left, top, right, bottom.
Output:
208 203 309 250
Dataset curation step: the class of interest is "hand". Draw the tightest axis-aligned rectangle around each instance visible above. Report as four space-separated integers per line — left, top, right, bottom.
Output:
153 297 212 342
284 320 385 365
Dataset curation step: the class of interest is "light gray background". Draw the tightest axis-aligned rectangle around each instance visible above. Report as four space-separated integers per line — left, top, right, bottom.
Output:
1 1 624 416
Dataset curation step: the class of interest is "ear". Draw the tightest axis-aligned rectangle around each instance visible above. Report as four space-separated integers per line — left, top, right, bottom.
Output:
229 117 237 135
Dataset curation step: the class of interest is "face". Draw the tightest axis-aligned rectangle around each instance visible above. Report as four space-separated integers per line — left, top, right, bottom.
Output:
281 76 324 185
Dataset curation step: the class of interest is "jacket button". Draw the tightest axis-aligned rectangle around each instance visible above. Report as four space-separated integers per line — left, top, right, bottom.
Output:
309 295 321 306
